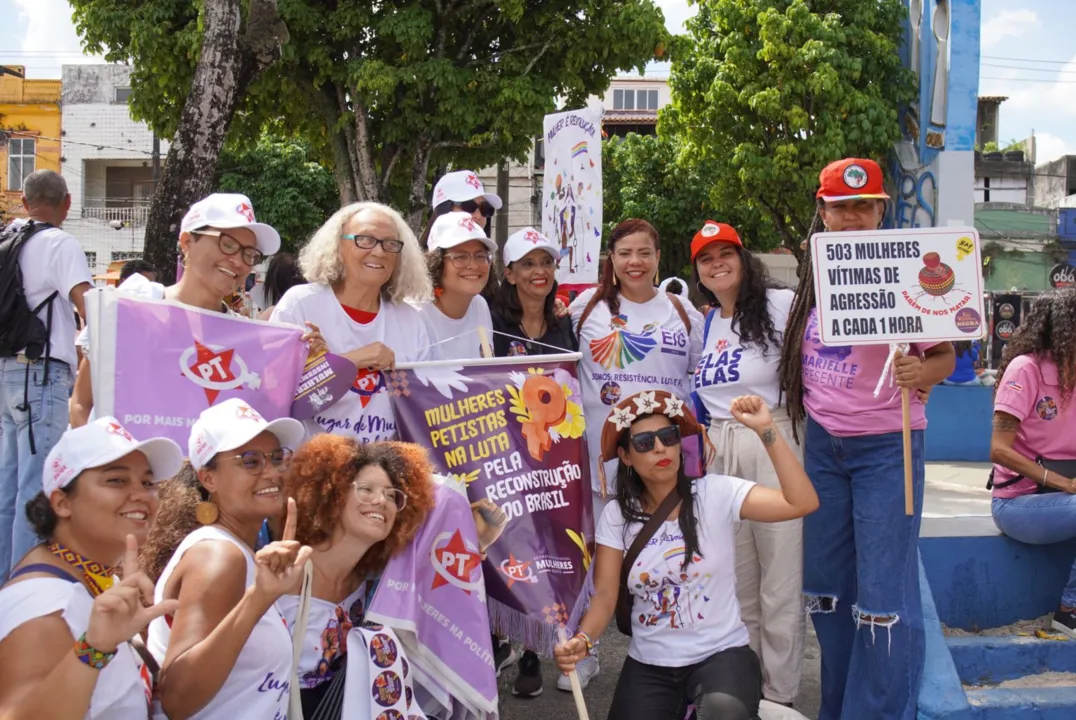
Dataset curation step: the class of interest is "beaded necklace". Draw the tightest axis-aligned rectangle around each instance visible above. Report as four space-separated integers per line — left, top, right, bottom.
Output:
47 543 116 597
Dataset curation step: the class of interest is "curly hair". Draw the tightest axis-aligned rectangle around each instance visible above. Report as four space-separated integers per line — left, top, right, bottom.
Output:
595 219 660 318
691 244 785 355
285 436 436 580
140 461 209 582
995 288 1076 407
299 202 432 304
426 248 499 302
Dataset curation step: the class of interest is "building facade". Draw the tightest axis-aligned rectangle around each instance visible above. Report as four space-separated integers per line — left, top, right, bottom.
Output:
0 66 62 224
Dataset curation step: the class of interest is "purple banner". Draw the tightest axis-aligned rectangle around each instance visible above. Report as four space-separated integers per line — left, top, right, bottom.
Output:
366 478 498 720
388 358 595 654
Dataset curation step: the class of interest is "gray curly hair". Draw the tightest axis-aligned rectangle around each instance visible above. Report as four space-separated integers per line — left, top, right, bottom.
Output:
299 202 433 304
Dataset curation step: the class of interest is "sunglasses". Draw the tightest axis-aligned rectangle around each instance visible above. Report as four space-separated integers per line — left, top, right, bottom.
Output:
343 234 404 254
457 200 495 218
629 426 682 454
354 483 407 510
224 448 293 475
195 230 264 266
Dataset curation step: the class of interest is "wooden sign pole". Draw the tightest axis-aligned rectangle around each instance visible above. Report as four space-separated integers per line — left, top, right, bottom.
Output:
901 387 914 515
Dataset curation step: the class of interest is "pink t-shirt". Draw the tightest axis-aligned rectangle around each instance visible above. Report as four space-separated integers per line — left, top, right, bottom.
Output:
992 354 1076 499
802 308 939 437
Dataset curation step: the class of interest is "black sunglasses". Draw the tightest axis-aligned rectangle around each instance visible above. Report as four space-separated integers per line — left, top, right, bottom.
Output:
629 426 682 454
458 200 495 218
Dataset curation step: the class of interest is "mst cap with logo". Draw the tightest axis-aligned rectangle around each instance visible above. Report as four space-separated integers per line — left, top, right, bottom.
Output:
188 398 305 471
816 158 890 203
44 417 184 496
180 193 282 257
503 227 562 266
431 170 503 210
427 211 498 254
690 221 743 261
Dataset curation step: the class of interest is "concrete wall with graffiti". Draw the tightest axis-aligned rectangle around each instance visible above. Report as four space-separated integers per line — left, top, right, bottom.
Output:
891 0 981 229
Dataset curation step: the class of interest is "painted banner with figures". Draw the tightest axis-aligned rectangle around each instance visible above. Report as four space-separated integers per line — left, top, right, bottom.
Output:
86 288 309 447
542 108 602 285
387 355 595 655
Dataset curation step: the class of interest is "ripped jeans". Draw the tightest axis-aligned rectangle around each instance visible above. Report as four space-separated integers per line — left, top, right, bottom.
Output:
802 417 926 720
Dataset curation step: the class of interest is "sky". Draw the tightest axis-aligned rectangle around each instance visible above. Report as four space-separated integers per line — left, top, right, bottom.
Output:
2 0 1074 163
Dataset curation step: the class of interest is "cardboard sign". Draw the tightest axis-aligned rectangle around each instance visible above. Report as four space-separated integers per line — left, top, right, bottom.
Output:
810 227 985 346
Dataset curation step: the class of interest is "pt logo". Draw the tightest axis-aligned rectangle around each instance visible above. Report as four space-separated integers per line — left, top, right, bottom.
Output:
179 340 261 404
430 529 485 598
500 553 537 588
464 173 481 190
351 368 386 408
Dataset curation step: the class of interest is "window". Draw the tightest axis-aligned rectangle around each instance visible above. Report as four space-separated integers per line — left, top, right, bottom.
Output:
114 87 132 103
7 138 35 191
613 89 624 110
613 88 658 111
645 89 659 110
111 251 143 261
84 251 97 269
533 139 545 171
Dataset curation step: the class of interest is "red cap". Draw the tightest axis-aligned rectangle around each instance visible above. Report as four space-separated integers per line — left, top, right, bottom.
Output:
816 158 890 202
690 221 742 260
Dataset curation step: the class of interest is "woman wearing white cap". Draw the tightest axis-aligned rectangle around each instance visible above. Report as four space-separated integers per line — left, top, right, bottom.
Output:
271 203 432 444
141 398 311 719
419 211 498 360
70 193 311 427
0 418 183 718
420 169 503 246
491 227 577 359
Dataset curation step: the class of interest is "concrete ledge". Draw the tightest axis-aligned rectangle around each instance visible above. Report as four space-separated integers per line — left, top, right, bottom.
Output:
964 687 1076 719
918 557 974 719
925 385 993 463
949 635 1076 684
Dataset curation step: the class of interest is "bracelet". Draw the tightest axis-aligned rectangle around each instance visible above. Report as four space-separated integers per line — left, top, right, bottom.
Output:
74 633 116 670
573 631 594 651
1043 467 1049 486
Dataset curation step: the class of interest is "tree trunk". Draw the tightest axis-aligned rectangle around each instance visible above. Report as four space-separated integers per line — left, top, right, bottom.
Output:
404 135 434 233
143 0 288 283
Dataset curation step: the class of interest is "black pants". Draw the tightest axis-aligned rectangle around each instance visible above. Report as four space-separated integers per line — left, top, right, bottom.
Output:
607 644 762 720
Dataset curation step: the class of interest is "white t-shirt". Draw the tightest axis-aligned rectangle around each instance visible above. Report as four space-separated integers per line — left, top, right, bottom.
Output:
270 283 432 443
570 288 704 494
692 288 794 422
417 295 493 360
8 219 93 369
148 526 292 720
596 475 755 666
0 577 152 718
278 583 367 690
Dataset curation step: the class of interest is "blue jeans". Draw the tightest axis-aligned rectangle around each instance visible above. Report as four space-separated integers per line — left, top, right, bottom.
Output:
992 495 1076 607
0 357 72 582
803 416 926 720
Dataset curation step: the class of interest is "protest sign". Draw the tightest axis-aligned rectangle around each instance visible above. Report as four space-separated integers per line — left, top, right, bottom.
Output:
366 476 498 720
810 226 985 346
387 355 595 654
290 351 356 420
542 108 603 285
86 289 308 448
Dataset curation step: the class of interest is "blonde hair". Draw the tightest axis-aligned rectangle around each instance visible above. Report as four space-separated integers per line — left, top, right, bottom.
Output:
299 202 433 304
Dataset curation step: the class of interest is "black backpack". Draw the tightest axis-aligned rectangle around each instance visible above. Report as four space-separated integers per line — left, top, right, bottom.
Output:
0 220 60 454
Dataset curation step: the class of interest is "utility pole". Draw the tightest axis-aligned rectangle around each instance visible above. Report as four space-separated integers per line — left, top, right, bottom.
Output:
496 160 509 251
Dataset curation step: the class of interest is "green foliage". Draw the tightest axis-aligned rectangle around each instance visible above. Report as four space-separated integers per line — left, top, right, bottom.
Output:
215 136 338 252
661 0 916 251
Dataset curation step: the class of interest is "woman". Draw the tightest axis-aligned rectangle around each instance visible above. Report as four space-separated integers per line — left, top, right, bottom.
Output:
553 390 818 720
71 193 292 427
278 436 435 717
777 158 956 720
270 202 433 443
142 398 311 719
690 220 803 708
988 289 1076 638
568 218 704 689
419 211 497 360
420 169 502 246
0 417 183 718
257 252 306 321
943 340 984 386
491 227 577 359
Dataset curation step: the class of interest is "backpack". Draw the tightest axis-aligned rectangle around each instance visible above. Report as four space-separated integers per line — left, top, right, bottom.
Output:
0 220 58 361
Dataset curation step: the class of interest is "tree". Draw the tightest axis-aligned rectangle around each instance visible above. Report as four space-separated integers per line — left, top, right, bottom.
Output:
661 0 916 256
215 136 338 252
72 0 289 282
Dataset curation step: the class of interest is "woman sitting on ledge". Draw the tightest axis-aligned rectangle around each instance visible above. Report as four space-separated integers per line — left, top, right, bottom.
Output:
989 289 1076 639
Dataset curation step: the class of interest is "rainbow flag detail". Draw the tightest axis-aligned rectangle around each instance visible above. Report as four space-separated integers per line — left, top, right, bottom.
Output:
571 141 588 158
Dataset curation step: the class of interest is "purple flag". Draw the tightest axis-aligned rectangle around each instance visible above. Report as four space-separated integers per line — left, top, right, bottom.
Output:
388 356 595 655
366 477 498 720
87 290 308 447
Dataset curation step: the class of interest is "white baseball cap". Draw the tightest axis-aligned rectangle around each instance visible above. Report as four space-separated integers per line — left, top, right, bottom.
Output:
188 398 305 471
431 170 503 210
180 193 282 257
428 212 498 254
44 418 184 496
503 227 562 266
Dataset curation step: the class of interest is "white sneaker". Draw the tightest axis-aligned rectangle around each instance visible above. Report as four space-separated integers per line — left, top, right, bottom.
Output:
557 653 599 691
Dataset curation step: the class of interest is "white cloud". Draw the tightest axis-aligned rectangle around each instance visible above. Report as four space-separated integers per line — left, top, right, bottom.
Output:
655 0 697 34
981 9 1039 49
1031 132 1076 165
3 0 104 78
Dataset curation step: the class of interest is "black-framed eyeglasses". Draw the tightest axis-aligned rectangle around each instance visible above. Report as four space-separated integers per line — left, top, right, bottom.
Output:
225 448 293 475
343 234 404 254
629 426 681 454
354 483 407 510
195 230 265 266
444 250 493 268
457 200 495 219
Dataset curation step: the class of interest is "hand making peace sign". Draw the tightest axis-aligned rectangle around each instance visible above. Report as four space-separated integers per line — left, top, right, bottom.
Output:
252 497 313 600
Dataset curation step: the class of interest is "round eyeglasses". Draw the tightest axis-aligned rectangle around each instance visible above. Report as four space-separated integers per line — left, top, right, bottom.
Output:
224 448 293 475
354 483 407 510
195 230 265 266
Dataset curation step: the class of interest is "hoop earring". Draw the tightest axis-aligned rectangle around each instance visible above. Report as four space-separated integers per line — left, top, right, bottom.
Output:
696 282 708 297
196 499 219 525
